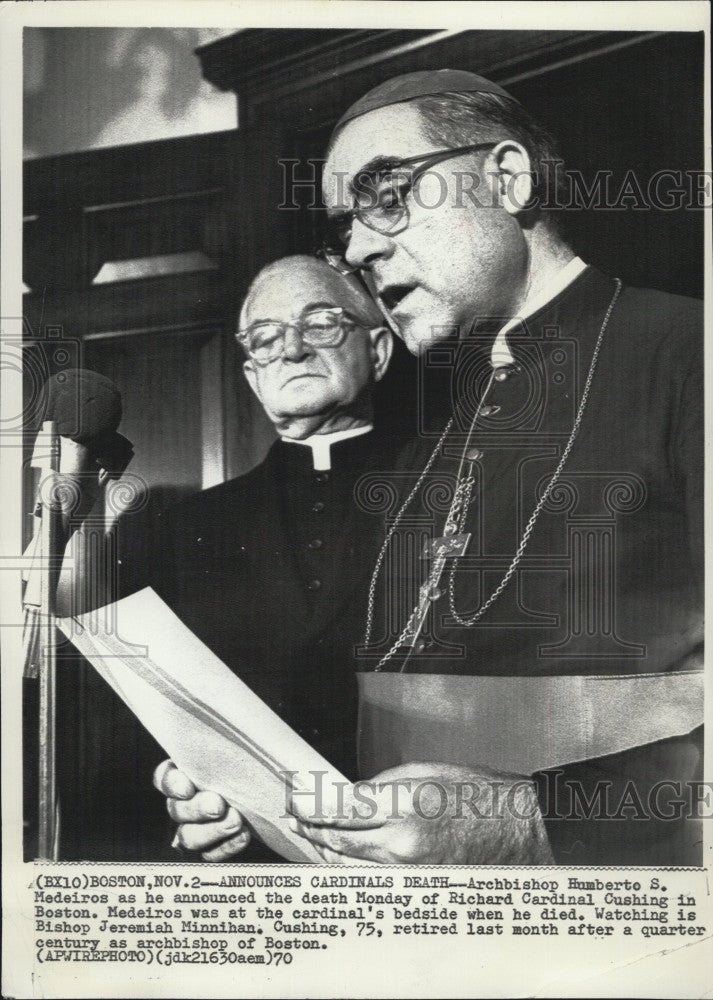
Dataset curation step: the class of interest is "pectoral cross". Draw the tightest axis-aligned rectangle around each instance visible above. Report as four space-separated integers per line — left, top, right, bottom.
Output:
401 531 471 649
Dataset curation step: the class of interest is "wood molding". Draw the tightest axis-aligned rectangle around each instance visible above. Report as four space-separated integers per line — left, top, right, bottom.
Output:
22 271 228 342
196 28 658 130
195 29 431 95
24 130 239 215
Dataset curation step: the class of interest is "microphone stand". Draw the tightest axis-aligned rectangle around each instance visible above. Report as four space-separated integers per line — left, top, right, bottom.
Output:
36 419 60 860
24 411 134 859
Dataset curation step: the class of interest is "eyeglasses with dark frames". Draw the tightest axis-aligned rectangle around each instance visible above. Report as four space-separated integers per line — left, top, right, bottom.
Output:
319 141 497 274
236 307 361 365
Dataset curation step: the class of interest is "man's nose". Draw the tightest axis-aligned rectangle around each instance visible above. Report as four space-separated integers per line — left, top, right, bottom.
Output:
281 325 311 361
344 216 393 270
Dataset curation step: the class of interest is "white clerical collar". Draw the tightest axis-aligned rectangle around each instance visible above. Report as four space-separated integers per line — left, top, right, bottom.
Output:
282 423 373 471
491 256 588 368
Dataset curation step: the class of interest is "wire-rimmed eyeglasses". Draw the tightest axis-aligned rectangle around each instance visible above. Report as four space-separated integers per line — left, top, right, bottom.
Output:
319 141 497 274
236 307 360 365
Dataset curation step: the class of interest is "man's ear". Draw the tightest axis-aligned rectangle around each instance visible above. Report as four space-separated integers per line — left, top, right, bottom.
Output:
242 359 262 401
489 140 534 216
368 325 394 382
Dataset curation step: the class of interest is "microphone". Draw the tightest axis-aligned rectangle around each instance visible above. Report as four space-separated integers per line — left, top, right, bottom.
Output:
26 368 134 578
40 368 133 476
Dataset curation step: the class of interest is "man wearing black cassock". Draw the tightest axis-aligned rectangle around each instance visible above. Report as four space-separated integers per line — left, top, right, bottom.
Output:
154 255 394 787
160 72 702 866
152 254 400 858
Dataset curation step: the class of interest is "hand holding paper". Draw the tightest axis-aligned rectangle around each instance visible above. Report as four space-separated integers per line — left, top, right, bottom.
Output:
59 587 352 863
289 762 554 865
154 760 252 861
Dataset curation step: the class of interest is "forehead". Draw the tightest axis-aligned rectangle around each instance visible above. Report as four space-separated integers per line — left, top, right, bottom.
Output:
245 264 353 322
324 102 437 207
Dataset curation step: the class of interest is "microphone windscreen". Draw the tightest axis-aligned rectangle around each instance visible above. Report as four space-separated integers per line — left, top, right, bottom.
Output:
42 369 122 444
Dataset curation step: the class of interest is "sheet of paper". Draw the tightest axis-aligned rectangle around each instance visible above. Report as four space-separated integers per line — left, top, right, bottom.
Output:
58 587 349 863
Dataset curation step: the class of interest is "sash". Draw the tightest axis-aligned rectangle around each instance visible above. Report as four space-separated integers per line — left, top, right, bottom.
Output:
357 671 704 777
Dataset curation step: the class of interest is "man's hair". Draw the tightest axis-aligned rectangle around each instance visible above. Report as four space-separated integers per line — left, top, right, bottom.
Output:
238 255 384 334
413 92 568 233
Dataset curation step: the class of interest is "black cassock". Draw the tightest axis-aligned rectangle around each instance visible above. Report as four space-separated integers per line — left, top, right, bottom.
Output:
153 431 395 783
358 266 703 866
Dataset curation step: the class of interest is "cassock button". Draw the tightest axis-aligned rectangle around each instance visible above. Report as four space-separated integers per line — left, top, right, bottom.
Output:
465 447 483 462
314 472 330 485
480 405 500 417
312 501 325 512
308 538 323 550
428 586 442 601
494 369 509 382
414 640 426 654
308 578 322 591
